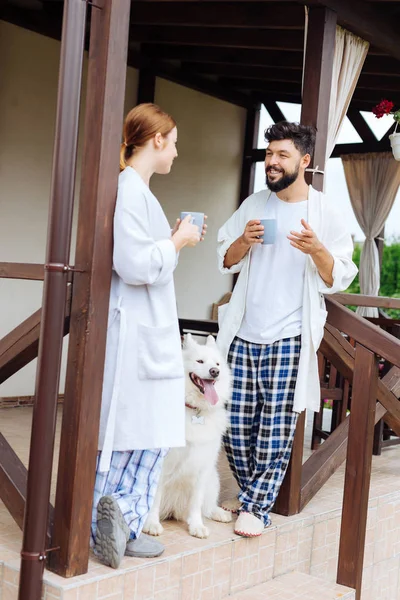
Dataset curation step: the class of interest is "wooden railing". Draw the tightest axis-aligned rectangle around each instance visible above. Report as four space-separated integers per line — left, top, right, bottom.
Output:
1 286 400 598
181 295 400 600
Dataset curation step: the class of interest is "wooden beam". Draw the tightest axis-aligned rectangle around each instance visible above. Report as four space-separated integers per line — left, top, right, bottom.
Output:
132 2 305 28
184 62 302 83
332 293 400 310
131 25 306 50
313 0 400 63
142 43 400 76
0 432 28 530
0 288 71 385
263 101 287 123
239 103 261 203
130 51 253 108
141 44 305 67
0 263 73 282
331 140 391 157
51 0 132 578
358 73 400 92
337 344 378 597
346 107 378 144
137 69 156 104
0 433 54 545
301 6 337 190
218 78 301 94
0 263 44 281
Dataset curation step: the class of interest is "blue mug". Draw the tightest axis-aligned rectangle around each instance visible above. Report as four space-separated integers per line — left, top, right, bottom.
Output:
259 219 277 245
180 212 205 232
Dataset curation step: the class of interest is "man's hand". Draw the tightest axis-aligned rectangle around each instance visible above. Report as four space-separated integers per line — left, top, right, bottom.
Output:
223 220 264 269
242 220 265 247
288 219 334 286
287 219 323 255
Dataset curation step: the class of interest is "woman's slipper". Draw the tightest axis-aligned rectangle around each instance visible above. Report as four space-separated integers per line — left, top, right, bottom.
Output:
221 497 242 514
234 511 265 537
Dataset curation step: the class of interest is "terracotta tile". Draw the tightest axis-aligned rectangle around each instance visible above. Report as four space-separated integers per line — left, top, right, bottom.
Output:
136 566 156 600
2 582 18 600
78 582 98 599
123 571 137 600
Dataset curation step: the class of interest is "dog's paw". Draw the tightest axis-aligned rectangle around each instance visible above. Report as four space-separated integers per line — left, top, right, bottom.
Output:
211 507 233 523
188 523 210 539
143 519 164 536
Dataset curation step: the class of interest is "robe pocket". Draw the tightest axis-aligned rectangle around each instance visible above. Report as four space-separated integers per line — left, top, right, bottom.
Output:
137 322 184 380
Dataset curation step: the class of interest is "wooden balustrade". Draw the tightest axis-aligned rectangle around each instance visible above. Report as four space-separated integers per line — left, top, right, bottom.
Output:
1 291 399 596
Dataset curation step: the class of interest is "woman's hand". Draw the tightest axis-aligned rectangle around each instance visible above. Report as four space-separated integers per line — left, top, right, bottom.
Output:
172 216 208 241
172 214 201 251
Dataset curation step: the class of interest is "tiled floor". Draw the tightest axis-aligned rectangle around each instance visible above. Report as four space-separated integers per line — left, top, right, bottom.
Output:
1 406 400 599
229 572 355 599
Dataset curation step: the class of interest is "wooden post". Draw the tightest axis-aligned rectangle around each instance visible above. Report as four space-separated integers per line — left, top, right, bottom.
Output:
137 68 156 104
50 0 131 577
301 6 337 191
337 344 378 598
239 103 261 204
272 411 305 516
274 5 337 517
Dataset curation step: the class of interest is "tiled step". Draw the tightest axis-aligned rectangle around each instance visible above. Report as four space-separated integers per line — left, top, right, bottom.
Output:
228 571 356 600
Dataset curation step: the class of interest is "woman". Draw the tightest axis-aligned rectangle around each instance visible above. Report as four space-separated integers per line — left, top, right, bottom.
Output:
92 103 204 568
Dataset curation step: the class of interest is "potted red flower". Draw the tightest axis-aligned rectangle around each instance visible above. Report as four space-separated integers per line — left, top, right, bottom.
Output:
372 99 400 160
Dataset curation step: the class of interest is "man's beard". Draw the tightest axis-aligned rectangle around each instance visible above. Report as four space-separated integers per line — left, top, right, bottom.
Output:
265 163 300 192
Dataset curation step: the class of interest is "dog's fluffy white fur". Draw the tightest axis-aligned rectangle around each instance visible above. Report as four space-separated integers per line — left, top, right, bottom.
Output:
143 333 232 538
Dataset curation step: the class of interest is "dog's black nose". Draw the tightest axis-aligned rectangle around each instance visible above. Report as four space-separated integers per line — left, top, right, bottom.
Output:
209 368 220 379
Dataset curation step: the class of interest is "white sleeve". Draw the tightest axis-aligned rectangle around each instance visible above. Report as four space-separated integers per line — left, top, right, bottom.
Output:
217 197 252 275
113 185 176 287
318 207 358 295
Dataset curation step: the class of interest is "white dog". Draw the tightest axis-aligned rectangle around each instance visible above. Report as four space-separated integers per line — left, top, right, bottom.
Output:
143 333 232 539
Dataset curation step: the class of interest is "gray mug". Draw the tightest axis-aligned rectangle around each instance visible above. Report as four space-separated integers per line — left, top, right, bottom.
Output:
180 211 205 232
259 219 277 245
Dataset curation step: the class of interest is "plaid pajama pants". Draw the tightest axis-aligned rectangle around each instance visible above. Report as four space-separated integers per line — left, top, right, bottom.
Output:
91 448 167 544
224 335 301 525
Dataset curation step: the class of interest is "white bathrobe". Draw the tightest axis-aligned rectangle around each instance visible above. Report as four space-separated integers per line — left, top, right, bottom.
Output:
98 167 185 472
217 186 358 414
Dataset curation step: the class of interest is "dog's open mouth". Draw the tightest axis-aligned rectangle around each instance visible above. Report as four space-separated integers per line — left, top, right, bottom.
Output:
189 373 219 405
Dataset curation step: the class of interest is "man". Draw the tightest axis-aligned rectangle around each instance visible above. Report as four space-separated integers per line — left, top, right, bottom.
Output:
217 121 357 537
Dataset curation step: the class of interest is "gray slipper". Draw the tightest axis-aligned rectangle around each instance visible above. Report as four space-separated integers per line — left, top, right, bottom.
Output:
125 533 165 558
95 495 130 569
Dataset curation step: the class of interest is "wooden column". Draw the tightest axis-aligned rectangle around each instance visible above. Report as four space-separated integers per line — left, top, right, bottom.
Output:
137 68 156 104
274 6 337 517
300 6 337 191
50 0 131 577
272 411 306 516
337 344 378 598
239 103 261 204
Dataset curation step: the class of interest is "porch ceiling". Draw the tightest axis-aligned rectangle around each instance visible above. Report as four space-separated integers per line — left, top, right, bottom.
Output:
2 0 400 113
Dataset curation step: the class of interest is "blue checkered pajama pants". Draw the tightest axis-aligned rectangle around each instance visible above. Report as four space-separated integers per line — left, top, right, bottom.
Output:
224 335 301 525
91 448 167 544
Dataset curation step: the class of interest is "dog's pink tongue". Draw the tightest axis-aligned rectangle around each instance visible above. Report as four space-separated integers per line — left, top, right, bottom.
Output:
203 380 219 405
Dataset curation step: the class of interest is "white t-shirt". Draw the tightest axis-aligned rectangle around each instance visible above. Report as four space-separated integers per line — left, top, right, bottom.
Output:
238 192 308 345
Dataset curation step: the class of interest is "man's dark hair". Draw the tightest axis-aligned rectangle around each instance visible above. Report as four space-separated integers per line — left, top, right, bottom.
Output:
264 121 316 158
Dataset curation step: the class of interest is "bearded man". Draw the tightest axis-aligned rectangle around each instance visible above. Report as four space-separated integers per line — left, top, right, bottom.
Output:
216 121 357 537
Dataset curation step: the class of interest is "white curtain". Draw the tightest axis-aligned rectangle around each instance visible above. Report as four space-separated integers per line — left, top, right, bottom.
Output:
341 152 400 317
326 27 369 159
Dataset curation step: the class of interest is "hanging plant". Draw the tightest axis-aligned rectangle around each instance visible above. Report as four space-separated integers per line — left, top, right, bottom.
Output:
372 99 400 161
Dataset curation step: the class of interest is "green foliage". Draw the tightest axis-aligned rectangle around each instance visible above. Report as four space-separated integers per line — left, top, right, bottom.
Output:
346 240 400 318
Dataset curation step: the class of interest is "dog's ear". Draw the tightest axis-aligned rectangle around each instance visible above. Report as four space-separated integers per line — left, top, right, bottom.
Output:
183 332 196 349
206 335 216 347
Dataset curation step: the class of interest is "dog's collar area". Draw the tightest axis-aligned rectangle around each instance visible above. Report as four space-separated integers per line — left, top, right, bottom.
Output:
185 402 199 412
